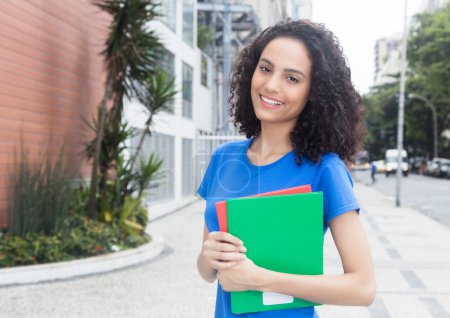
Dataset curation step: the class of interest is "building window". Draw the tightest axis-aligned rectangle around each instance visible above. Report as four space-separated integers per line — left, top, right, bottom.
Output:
201 53 209 88
183 0 194 46
159 0 176 32
161 48 176 114
182 138 194 196
182 62 193 119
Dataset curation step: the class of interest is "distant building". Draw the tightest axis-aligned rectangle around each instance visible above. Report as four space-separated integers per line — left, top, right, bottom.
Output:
373 36 402 86
373 0 449 87
243 0 312 29
420 0 449 12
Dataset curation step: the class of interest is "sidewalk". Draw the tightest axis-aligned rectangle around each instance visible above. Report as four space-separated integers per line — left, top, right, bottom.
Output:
316 182 450 318
0 182 448 317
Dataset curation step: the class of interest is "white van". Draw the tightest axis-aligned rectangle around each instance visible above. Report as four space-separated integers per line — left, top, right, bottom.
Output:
385 149 409 177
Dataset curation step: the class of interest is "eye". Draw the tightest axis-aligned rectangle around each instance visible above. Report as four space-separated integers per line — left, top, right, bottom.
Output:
286 75 299 83
259 66 271 73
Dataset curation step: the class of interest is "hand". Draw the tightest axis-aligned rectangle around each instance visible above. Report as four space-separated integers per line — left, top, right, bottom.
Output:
201 231 247 271
217 257 265 292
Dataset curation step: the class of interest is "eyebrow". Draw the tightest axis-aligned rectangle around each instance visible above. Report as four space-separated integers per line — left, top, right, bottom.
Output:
260 57 306 78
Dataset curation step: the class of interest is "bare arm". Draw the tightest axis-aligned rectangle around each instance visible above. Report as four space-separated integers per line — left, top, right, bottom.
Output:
197 225 247 283
217 211 376 306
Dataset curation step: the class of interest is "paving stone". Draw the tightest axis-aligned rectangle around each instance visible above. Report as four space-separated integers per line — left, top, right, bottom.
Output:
0 182 449 317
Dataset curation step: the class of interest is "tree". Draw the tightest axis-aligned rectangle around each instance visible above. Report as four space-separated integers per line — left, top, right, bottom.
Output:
408 3 450 157
363 83 399 159
364 4 450 159
85 0 176 218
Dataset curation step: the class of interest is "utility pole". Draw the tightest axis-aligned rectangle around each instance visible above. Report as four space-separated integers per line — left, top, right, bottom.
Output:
396 0 408 207
280 0 288 19
222 0 231 133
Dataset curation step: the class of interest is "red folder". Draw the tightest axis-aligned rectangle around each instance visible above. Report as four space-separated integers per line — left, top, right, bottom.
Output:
215 184 312 232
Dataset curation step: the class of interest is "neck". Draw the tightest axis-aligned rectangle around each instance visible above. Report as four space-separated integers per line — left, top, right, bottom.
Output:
252 122 295 158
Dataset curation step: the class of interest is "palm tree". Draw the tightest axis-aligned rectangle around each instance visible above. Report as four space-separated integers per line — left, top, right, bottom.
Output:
86 0 165 217
129 71 178 172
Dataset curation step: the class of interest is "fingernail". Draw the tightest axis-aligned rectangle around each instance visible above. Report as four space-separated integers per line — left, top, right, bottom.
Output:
239 240 244 245
240 246 247 252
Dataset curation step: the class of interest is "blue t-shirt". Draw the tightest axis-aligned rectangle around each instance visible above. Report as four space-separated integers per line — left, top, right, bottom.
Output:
197 138 360 318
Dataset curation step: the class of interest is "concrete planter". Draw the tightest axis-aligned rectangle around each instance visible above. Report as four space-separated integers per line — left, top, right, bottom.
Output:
0 234 164 287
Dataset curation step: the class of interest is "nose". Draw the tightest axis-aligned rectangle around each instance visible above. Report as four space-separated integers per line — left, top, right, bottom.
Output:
264 75 281 94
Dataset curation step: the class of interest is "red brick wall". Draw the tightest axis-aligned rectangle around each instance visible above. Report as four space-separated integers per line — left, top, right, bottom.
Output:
0 0 110 227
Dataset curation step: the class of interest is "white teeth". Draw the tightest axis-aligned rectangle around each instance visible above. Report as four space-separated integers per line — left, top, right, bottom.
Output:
261 95 282 105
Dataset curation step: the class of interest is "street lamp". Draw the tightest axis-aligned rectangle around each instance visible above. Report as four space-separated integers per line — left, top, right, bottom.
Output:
396 0 408 207
408 94 438 159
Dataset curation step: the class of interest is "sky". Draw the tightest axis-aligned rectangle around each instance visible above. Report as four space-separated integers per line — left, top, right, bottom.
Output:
310 0 425 94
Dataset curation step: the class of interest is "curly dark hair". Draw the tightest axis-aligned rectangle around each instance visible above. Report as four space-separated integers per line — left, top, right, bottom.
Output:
229 19 366 164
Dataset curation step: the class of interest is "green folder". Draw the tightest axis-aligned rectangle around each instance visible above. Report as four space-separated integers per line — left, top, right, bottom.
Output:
227 192 324 314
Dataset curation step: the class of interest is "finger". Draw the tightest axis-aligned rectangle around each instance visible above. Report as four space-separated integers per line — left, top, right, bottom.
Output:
203 240 245 253
209 259 237 270
203 249 246 262
210 231 244 246
209 241 247 253
207 250 246 262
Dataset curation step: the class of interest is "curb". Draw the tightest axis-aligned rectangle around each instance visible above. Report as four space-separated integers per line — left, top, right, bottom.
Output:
148 196 198 222
0 233 164 287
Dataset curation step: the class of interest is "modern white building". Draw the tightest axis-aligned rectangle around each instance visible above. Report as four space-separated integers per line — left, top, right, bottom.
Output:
124 0 214 211
124 0 314 212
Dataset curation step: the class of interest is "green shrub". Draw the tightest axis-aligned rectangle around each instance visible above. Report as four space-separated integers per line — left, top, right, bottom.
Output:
8 146 75 236
0 233 71 267
0 214 151 268
60 214 120 257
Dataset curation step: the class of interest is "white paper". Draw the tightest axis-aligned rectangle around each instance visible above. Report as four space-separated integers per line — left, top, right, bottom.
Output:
262 292 294 306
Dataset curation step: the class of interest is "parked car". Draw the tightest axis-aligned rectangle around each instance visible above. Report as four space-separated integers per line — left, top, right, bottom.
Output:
409 156 426 173
374 160 386 173
352 160 370 170
425 158 446 177
437 159 450 178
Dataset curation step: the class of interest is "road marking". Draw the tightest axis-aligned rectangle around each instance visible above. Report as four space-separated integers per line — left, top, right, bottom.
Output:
419 297 450 318
369 298 391 318
401 270 426 289
386 248 402 259
378 236 390 245
366 217 380 231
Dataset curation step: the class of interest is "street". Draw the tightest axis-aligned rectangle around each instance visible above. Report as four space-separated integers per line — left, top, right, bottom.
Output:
354 170 450 228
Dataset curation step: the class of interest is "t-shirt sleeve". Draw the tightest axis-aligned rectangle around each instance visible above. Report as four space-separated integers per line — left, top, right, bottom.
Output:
318 156 360 225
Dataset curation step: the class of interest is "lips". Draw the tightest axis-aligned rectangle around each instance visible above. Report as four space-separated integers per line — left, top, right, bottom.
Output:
259 95 284 109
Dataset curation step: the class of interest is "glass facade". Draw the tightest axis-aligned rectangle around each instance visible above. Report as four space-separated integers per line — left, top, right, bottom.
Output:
182 62 193 118
161 48 176 114
183 0 194 46
201 53 209 87
159 0 176 32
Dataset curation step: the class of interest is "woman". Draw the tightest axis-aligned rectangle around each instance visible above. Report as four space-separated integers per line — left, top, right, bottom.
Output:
197 19 376 317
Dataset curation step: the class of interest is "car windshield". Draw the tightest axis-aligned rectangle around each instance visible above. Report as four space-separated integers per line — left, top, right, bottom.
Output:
386 157 408 163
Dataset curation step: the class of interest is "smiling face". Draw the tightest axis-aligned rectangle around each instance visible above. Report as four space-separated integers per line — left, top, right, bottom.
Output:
250 37 312 128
